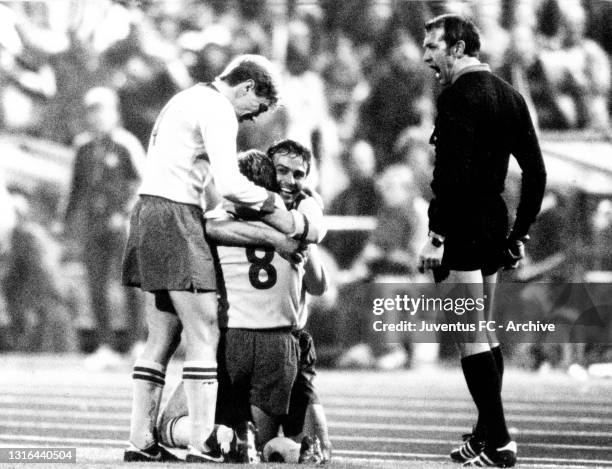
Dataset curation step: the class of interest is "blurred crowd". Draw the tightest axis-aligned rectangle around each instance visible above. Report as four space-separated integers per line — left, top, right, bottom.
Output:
1 0 612 371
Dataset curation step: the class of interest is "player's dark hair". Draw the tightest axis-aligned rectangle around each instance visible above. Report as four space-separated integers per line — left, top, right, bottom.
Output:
266 139 312 175
219 56 279 105
238 149 280 192
425 14 481 57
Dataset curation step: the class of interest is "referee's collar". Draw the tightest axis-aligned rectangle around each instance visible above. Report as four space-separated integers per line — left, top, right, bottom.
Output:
451 62 491 84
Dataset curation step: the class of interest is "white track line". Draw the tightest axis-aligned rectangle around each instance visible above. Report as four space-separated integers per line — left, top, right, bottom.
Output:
0 408 128 420
0 434 124 446
325 407 612 425
332 435 612 452
2 391 611 415
1 421 126 432
1 385 612 406
330 421 612 438
335 450 612 466
332 455 604 468
4 419 612 439
3 405 612 427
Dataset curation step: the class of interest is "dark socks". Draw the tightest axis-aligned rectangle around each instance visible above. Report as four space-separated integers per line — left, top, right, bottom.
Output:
473 346 504 440
461 351 510 448
491 345 504 387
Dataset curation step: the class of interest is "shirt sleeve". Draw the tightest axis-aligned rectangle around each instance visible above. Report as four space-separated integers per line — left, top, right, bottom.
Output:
297 196 327 243
199 97 275 213
509 96 547 239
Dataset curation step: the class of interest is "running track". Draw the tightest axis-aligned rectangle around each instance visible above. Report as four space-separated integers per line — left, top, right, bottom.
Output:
1 355 612 468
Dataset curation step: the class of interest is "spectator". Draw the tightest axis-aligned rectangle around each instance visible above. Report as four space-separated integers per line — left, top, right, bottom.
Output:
278 18 341 203
0 3 59 136
358 31 431 170
325 140 378 269
336 164 428 369
528 0 611 133
63 87 145 364
2 187 76 353
320 34 368 142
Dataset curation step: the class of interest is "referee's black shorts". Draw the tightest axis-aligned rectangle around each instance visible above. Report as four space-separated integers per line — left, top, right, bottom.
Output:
437 201 509 279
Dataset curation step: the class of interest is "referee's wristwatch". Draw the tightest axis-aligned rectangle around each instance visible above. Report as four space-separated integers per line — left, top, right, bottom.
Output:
428 231 445 248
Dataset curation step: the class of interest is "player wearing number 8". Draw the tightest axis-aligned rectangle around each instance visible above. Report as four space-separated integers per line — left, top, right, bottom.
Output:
208 151 311 439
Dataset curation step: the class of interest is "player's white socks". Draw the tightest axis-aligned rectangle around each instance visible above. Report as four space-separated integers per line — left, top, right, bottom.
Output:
129 359 166 450
164 415 190 448
182 361 218 452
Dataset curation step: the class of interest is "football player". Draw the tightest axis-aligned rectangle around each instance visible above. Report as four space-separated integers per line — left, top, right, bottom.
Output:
157 142 330 462
159 146 329 462
122 55 314 463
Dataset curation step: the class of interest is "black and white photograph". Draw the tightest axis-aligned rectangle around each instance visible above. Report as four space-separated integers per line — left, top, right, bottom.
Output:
1 0 612 467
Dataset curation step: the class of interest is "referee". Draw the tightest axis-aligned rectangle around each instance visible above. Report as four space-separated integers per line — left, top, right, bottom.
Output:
418 15 546 468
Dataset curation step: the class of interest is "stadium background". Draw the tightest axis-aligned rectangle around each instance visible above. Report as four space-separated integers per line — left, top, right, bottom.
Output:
1 0 612 466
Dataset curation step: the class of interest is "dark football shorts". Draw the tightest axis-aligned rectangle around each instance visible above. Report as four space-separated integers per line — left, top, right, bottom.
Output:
216 327 299 423
122 195 217 294
281 329 320 437
435 204 509 282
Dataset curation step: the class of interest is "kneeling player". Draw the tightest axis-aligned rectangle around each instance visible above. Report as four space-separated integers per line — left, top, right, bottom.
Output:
158 147 329 461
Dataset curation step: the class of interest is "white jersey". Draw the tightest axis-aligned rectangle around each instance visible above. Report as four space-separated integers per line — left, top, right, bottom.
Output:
216 243 305 329
138 83 270 212
210 193 324 330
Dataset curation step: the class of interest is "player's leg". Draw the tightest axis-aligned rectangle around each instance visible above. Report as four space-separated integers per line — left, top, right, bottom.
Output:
249 329 299 452
125 292 182 462
158 330 235 456
168 289 222 462
282 331 328 463
157 381 189 448
250 405 279 452
445 270 515 467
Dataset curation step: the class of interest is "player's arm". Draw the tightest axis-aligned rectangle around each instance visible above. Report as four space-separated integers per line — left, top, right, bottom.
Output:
201 103 307 236
294 193 327 244
202 102 277 214
233 193 326 244
206 218 304 262
303 244 328 296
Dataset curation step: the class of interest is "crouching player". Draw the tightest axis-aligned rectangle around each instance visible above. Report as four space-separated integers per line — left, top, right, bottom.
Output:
157 143 331 462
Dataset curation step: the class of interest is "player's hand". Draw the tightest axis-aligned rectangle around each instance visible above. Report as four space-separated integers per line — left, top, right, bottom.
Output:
276 236 306 265
502 235 528 270
417 240 444 273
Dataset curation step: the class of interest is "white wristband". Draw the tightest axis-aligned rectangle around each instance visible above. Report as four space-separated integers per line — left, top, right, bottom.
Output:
288 209 305 237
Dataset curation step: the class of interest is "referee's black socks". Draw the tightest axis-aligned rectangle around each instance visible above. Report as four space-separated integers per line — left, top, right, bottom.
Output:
461 351 511 448
473 345 505 439
491 345 504 387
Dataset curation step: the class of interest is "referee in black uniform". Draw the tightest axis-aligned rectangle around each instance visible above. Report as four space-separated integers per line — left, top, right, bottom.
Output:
418 15 546 468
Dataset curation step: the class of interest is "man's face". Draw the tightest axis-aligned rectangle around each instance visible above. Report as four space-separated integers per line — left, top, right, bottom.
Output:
272 152 308 206
423 27 455 85
234 82 271 122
